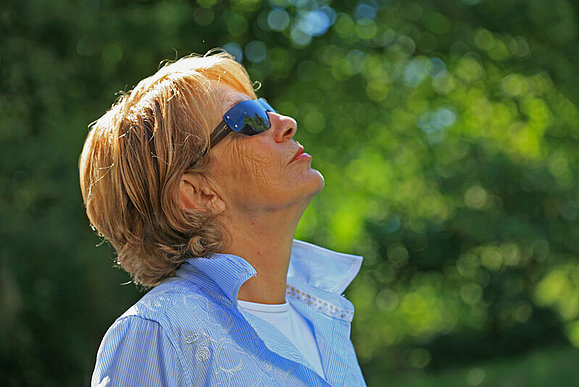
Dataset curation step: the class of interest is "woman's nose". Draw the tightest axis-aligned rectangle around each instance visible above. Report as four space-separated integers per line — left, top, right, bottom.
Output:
269 112 297 143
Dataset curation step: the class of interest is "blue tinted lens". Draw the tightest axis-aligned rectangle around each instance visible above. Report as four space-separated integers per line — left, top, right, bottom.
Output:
223 98 276 135
257 98 276 113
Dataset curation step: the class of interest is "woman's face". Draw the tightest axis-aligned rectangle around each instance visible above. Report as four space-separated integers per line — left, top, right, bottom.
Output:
208 87 324 218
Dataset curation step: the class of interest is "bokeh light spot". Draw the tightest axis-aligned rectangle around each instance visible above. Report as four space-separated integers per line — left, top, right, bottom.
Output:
502 74 528 97
409 348 432 368
295 9 332 37
480 246 503 271
464 185 488 209
387 243 410 267
290 26 312 46
466 368 486 386
267 8 290 31
376 289 399 311
354 3 377 21
245 40 267 63
474 29 495 51
460 283 483 305
404 58 431 87
101 42 123 68
222 42 243 62
456 56 484 82
303 108 326 134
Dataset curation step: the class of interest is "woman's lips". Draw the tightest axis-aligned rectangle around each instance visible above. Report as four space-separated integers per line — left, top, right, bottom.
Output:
290 146 312 163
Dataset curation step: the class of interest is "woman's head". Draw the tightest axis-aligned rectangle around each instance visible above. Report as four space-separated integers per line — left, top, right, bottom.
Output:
203 87 324 222
79 52 255 287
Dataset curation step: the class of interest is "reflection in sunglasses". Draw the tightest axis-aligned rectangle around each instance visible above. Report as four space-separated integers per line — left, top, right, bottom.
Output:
242 113 270 134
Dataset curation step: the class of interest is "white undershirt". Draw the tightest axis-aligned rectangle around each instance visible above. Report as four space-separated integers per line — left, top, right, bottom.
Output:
238 299 325 378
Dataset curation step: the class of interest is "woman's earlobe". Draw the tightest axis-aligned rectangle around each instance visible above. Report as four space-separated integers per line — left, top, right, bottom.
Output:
208 194 226 214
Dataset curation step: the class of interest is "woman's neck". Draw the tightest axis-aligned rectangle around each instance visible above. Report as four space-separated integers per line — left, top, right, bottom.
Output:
225 208 302 304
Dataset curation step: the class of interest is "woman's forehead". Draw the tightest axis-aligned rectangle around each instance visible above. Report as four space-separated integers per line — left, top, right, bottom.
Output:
218 86 251 113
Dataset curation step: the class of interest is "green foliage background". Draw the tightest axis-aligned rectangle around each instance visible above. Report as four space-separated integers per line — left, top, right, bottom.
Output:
2 0 579 385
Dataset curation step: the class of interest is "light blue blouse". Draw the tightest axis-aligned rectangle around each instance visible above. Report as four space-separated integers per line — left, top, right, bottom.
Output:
91 240 366 386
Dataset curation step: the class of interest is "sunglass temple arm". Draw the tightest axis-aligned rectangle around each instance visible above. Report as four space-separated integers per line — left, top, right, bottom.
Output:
209 120 231 149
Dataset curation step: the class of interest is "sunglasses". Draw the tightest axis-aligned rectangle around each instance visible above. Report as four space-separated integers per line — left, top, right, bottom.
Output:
209 98 276 148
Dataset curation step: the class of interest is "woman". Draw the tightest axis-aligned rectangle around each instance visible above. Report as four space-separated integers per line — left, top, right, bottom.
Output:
80 51 366 386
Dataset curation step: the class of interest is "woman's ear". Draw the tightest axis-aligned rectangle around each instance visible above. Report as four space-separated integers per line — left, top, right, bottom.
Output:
179 173 225 215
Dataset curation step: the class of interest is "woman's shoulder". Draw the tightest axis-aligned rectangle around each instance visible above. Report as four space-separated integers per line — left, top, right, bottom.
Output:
93 306 190 386
114 276 238 336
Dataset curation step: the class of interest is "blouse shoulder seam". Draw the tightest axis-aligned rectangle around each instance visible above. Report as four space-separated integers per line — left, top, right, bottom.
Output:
113 315 194 387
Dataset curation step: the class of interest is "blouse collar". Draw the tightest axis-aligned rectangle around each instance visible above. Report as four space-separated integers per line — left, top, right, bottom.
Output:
177 240 363 302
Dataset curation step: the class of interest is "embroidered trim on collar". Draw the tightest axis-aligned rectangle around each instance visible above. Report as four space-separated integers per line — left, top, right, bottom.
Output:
286 285 354 322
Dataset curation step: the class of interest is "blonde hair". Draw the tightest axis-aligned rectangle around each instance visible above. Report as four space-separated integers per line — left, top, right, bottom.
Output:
79 51 256 287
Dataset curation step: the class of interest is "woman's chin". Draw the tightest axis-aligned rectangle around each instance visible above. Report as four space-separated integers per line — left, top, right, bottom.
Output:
313 170 325 193
302 169 325 201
